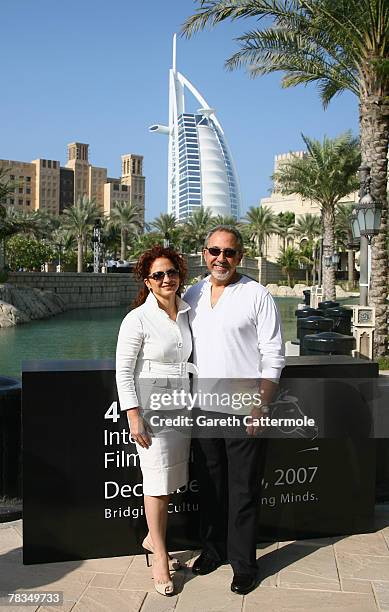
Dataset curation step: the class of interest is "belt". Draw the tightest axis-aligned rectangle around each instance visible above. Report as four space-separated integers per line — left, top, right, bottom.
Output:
141 360 198 376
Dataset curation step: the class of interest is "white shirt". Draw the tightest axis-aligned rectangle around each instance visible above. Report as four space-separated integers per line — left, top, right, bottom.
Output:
115 292 192 411
184 275 285 381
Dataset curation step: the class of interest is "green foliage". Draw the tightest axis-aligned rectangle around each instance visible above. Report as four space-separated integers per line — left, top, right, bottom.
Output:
6 235 55 271
182 208 215 252
377 356 389 371
293 213 322 242
277 246 304 287
273 133 360 210
242 205 276 256
182 0 389 108
128 232 163 258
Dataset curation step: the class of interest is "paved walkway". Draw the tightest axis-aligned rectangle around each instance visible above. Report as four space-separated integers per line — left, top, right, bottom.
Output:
0 506 389 611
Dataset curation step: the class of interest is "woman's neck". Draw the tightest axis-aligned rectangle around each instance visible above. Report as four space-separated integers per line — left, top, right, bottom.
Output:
155 294 177 320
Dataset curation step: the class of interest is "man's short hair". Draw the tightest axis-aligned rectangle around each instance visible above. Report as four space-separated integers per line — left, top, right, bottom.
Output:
204 225 244 253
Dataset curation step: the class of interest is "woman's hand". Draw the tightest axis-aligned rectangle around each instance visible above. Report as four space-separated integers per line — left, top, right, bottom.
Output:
127 409 152 449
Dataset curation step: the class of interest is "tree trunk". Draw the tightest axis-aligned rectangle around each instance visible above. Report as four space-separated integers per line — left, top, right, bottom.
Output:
121 229 127 261
306 267 309 286
0 239 5 275
360 95 389 356
77 239 83 273
322 206 336 301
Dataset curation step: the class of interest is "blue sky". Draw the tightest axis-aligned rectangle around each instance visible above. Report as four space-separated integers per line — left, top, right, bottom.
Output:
1 0 359 221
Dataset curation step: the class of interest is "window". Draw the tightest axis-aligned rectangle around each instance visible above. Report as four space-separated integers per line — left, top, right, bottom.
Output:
42 160 46 167
26 200 31 206
48 160 52 168
19 187 23 193
18 199 23 205
9 198 14 205
26 188 31 194
113 184 119 191
26 176 31 182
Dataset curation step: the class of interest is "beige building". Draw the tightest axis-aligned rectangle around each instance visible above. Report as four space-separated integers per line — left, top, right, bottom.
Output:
0 142 146 225
0 160 37 213
260 152 358 262
32 158 61 215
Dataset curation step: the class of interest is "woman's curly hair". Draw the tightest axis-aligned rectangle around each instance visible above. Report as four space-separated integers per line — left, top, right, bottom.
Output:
133 246 187 307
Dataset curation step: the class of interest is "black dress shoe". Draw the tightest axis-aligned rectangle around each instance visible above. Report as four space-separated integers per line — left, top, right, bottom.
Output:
192 552 223 575
230 573 258 595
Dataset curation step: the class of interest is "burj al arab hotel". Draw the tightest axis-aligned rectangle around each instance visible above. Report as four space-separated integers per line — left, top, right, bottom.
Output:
150 35 241 222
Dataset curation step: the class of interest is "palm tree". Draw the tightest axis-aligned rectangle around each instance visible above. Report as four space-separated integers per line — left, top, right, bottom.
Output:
149 213 185 249
277 246 300 287
183 208 215 253
272 133 360 300
109 201 143 261
182 0 389 354
293 213 322 283
335 203 357 287
150 213 177 235
62 195 98 273
211 214 239 227
275 211 295 251
243 205 276 256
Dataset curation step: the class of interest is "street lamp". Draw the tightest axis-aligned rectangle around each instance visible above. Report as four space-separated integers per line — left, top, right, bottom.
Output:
324 252 332 268
163 232 170 248
92 218 102 273
323 248 340 268
350 165 383 306
57 239 64 272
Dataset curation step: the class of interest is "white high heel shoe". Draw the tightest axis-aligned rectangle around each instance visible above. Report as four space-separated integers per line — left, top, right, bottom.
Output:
142 536 182 571
143 547 174 597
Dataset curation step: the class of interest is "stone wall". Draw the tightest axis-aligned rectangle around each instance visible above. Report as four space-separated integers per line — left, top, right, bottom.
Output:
186 254 260 282
257 257 306 285
0 284 66 328
7 273 140 309
186 254 306 286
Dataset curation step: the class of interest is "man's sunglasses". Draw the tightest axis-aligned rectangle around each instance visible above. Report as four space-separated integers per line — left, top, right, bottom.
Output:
205 247 239 258
147 268 179 281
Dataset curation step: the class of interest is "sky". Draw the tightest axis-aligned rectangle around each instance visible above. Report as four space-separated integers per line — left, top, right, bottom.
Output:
1 0 359 221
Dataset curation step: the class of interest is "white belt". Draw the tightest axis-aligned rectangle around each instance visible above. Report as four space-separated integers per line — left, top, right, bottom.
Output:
141 360 198 376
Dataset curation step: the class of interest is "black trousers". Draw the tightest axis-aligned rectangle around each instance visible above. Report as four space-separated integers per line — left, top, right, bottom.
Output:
192 413 267 576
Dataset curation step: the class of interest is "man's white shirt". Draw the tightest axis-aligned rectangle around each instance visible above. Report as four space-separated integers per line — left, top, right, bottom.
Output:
183 275 285 414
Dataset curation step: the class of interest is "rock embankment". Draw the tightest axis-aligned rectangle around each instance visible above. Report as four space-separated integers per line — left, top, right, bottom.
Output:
266 283 353 298
0 284 66 328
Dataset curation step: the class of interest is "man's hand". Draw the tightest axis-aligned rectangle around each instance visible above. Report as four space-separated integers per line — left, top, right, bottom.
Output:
245 405 269 437
127 409 152 449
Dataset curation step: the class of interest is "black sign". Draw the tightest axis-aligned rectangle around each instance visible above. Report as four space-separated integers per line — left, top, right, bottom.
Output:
22 357 377 564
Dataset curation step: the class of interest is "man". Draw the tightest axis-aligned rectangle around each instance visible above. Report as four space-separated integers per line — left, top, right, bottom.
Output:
184 225 285 595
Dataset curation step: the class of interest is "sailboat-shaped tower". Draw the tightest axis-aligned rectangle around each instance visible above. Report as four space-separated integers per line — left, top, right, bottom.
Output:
150 35 241 221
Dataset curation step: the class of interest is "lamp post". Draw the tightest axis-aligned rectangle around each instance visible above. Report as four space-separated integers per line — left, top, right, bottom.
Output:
92 218 102 274
57 239 64 273
350 165 383 306
323 247 340 269
163 232 170 248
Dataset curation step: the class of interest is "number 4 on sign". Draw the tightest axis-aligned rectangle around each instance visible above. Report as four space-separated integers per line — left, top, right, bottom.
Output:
105 402 120 423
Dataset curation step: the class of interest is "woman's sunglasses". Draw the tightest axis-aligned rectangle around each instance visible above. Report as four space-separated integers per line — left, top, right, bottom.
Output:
147 268 179 282
205 247 238 258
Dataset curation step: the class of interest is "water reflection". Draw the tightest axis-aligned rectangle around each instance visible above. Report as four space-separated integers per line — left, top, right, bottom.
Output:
0 297 356 380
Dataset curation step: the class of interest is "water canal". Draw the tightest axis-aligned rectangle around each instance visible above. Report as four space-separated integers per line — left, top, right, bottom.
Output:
0 297 355 380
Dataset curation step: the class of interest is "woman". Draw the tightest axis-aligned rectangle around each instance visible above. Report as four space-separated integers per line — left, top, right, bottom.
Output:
116 246 193 596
